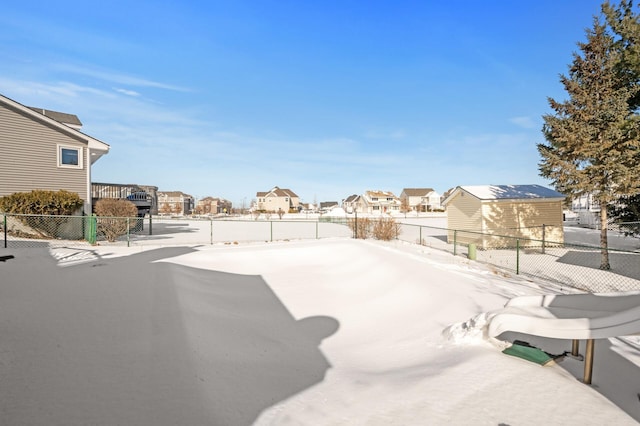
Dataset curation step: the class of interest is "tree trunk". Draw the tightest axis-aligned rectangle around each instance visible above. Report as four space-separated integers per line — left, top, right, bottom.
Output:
600 206 610 270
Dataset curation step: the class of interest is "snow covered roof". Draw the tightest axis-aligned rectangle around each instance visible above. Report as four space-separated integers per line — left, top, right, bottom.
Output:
444 185 565 204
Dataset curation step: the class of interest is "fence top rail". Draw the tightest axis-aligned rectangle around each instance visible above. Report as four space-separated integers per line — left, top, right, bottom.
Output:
2 213 89 219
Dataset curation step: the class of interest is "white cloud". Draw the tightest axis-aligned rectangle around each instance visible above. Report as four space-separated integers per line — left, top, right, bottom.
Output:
53 63 190 92
114 88 141 97
509 116 536 129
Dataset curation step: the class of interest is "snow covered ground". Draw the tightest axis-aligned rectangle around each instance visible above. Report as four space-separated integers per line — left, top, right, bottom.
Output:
1 237 639 425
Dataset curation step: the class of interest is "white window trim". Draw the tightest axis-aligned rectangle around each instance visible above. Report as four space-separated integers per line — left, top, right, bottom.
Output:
57 144 83 169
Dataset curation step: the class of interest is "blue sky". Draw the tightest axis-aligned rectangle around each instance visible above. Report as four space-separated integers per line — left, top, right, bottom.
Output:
0 0 607 206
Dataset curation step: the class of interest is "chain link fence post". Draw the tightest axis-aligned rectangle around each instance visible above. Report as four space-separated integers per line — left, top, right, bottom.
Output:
516 239 520 274
3 213 6 248
453 230 457 256
86 214 97 245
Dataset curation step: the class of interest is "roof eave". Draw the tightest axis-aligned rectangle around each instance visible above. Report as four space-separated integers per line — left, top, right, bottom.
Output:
1 93 111 156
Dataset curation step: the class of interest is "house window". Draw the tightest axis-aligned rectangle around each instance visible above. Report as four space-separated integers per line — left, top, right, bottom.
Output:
58 145 83 169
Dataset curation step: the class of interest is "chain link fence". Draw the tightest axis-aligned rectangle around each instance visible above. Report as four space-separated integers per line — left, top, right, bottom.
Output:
3 213 640 293
0 213 352 248
397 223 640 293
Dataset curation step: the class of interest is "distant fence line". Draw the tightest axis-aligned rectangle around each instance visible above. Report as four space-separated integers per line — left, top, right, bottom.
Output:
0 213 354 247
2 213 639 293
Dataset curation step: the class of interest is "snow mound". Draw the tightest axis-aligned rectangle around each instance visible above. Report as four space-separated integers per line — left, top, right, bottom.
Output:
323 207 347 217
441 312 493 344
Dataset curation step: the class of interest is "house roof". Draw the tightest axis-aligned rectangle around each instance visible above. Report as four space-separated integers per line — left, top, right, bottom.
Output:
402 188 435 196
1 93 109 164
443 184 565 204
344 194 360 203
257 186 299 198
320 201 338 208
275 187 298 198
158 191 193 198
27 107 83 128
365 190 397 198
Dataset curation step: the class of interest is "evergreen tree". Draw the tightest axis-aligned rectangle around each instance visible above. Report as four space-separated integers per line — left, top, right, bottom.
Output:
604 0 640 108
608 193 640 235
538 15 640 270
603 1 640 226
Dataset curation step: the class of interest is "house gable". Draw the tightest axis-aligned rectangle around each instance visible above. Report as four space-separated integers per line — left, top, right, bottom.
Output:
360 190 401 213
401 188 434 197
400 187 441 211
0 94 110 212
255 186 300 212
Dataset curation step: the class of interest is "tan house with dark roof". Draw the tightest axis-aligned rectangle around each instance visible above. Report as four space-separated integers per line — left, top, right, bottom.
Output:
256 186 300 213
442 184 565 249
342 194 360 214
0 93 110 213
196 196 232 215
400 188 442 212
158 191 194 215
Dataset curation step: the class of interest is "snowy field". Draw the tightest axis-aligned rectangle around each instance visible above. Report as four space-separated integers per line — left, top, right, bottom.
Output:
107 215 640 293
1 237 639 425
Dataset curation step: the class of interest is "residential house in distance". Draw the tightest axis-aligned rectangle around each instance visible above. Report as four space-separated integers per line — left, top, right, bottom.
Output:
319 201 339 213
255 186 300 213
400 188 442 212
360 190 401 214
196 196 232 215
158 191 194 216
299 202 317 213
570 193 600 228
442 184 565 249
342 194 360 214
0 93 110 213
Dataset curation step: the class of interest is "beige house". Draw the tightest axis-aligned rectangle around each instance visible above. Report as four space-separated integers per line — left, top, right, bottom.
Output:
158 191 194 215
360 190 401 214
342 194 360 214
0 94 110 213
400 188 442 212
255 186 300 213
442 185 565 249
196 196 232 215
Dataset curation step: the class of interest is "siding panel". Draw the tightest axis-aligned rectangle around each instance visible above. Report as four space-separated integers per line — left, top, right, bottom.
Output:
446 189 564 248
0 104 88 202
446 192 482 244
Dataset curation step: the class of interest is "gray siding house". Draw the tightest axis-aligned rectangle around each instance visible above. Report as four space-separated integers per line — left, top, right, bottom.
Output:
0 94 110 213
